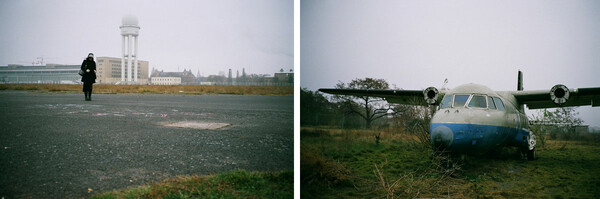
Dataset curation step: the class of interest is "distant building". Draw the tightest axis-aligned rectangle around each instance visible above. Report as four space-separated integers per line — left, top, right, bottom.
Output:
96 56 149 84
191 67 293 86
274 68 293 84
150 69 195 85
0 64 80 84
151 76 181 85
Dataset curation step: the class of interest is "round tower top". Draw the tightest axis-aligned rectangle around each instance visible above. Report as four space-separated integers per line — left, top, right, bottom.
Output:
122 15 138 26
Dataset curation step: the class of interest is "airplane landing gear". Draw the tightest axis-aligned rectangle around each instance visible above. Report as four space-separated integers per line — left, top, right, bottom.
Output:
527 147 535 161
521 131 536 161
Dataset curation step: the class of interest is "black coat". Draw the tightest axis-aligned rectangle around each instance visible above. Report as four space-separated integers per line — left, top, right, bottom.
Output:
81 59 97 83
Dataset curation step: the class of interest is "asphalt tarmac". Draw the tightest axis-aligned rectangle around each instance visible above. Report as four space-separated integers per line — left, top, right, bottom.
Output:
0 91 293 198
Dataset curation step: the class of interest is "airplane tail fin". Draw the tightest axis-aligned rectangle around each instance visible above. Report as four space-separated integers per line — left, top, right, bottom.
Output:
518 70 523 91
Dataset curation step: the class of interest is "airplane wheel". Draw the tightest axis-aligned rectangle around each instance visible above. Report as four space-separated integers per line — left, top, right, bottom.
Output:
527 147 535 161
525 131 536 161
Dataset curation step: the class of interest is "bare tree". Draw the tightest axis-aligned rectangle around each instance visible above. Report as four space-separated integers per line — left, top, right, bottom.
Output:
334 78 396 129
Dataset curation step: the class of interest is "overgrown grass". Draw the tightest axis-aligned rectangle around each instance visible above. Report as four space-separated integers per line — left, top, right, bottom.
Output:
92 169 293 199
301 126 600 198
0 84 293 95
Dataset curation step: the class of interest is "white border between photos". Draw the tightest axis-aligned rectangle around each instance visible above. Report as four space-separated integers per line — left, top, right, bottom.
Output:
293 0 300 198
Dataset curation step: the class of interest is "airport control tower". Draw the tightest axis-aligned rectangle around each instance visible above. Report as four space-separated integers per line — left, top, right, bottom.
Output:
120 15 140 83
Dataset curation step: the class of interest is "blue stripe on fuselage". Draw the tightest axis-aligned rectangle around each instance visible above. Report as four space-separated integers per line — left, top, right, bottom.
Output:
430 123 529 155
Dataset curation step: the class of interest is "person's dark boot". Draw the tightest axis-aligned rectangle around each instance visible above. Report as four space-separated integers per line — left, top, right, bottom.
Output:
84 92 88 101
85 91 90 101
88 92 92 101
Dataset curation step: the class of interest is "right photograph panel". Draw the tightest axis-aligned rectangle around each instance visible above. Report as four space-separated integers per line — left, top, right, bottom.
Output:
300 0 600 198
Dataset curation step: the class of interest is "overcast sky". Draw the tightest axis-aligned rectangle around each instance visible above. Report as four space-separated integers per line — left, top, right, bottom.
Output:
301 0 600 127
0 0 293 76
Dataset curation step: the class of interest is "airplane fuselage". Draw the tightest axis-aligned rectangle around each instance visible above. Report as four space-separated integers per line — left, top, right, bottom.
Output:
430 83 532 155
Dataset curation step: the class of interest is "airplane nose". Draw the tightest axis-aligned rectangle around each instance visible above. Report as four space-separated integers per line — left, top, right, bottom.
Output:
431 125 453 149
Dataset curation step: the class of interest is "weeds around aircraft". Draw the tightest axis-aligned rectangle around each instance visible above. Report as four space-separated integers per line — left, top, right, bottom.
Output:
319 71 600 160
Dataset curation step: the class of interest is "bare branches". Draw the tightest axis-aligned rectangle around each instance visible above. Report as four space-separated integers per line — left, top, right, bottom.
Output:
333 77 394 130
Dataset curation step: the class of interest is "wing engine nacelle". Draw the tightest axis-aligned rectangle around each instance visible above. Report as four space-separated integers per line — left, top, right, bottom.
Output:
550 84 569 105
423 87 439 105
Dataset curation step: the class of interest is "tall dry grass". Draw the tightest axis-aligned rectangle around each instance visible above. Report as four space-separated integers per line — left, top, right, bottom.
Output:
301 126 462 198
372 156 459 199
300 126 425 146
0 84 293 95
301 146 353 189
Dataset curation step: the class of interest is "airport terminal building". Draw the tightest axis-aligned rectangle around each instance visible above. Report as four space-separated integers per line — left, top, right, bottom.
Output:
0 64 81 84
0 56 149 84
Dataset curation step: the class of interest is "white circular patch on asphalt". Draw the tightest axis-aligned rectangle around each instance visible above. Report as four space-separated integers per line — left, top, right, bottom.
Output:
163 121 230 130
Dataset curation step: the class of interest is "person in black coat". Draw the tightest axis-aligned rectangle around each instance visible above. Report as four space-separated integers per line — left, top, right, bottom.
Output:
81 53 97 101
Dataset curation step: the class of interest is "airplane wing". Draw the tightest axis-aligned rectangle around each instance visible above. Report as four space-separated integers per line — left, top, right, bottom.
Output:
511 86 600 109
318 88 444 106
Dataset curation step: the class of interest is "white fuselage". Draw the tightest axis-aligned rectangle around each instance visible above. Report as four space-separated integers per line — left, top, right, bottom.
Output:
430 84 530 154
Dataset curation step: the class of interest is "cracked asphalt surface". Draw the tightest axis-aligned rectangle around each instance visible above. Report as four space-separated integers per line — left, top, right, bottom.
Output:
0 91 293 198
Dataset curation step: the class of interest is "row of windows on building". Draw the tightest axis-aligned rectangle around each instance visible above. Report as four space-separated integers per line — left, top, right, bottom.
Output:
98 59 146 64
98 73 143 78
98 63 142 68
150 77 181 85
152 77 180 81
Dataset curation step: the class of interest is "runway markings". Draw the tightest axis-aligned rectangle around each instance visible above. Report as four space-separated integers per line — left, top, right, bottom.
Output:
162 121 230 130
30 103 210 118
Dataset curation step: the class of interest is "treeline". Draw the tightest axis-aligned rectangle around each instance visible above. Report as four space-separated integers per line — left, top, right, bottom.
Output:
301 87 431 130
301 88 365 128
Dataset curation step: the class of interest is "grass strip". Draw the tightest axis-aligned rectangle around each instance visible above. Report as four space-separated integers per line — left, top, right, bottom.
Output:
92 169 293 199
301 126 600 198
0 84 293 95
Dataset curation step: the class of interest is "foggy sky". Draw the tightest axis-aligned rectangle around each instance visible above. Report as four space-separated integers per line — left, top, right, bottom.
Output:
0 0 293 76
301 0 600 127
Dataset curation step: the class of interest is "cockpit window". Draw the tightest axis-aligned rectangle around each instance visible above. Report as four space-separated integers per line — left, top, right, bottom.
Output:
440 95 452 109
487 96 496 109
493 97 505 111
453 95 470 107
468 95 487 108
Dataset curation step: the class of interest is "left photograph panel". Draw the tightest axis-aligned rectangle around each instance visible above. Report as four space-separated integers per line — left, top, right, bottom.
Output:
0 0 293 198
